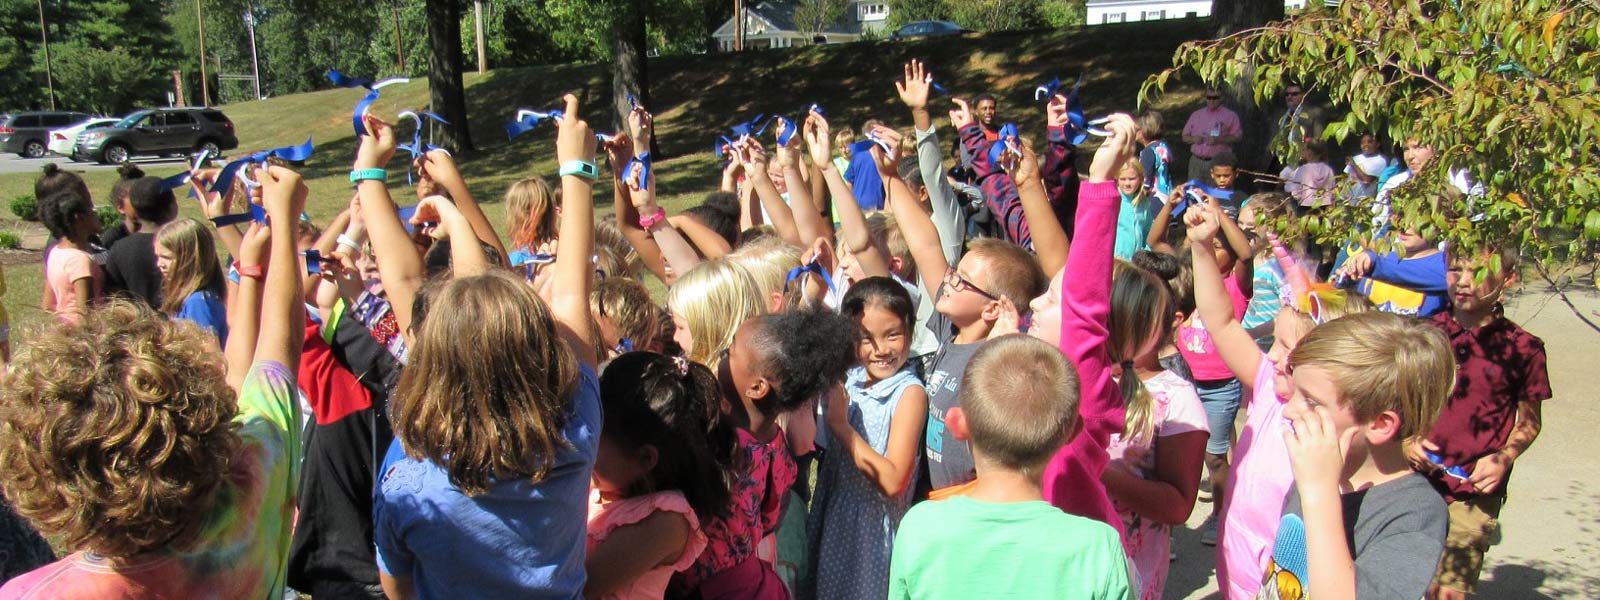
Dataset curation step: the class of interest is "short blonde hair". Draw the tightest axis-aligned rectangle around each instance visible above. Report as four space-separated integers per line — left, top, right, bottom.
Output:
878 213 917 282
595 216 643 279
727 236 802 306
666 259 765 367
1288 311 1454 440
591 278 659 352
959 335 1080 477
966 238 1048 308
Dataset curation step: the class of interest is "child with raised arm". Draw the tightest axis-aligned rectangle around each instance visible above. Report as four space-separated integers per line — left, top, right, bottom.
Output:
1409 246 1549 600
1186 203 1369 599
0 163 308 598
1018 113 1140 532
370 95 601 599
1260 311 1453 599
888 335 1134 600
876 121 1048 497
804 278 927 600
1335 225 1448 317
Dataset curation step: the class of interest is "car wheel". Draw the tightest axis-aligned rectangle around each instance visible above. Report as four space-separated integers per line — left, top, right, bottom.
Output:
102 143 131 165
22 140 46 158
195 140 221 159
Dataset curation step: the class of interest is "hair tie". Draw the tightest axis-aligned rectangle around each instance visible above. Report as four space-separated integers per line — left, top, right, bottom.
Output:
1119 360 1135 371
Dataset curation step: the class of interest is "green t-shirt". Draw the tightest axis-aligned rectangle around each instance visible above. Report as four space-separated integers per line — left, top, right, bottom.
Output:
889 496 1134 600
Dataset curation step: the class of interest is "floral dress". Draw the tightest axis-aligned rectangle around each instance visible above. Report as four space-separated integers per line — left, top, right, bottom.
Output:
1106 370 1210 600
803 365 923 600
679 428 796 599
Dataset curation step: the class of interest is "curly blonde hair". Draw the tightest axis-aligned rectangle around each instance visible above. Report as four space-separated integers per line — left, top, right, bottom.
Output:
0 301 240 557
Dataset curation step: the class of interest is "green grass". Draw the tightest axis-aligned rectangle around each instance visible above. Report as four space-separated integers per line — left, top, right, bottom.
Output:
0 18 1216 332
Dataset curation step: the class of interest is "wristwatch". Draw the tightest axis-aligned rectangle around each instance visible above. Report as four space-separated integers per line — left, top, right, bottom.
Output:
559 160 600 181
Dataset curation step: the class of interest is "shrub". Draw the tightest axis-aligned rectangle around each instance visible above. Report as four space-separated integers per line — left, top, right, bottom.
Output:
96 205 120 230
10 196 37 221
0 230 22 250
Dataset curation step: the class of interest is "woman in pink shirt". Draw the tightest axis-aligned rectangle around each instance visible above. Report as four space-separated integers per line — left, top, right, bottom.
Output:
1280 141 1335 210
39 191 103 322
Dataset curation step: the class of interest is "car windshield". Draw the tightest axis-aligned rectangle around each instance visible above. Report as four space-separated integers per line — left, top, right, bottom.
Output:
115 111 153 129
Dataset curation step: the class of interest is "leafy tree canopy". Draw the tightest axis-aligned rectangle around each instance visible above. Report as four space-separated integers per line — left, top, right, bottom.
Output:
1146 0 1600 272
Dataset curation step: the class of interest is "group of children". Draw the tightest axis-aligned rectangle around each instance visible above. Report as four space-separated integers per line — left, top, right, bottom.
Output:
0 60 1548 600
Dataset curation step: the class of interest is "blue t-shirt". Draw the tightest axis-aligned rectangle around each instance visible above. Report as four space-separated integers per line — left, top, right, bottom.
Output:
176 290 228 345
844 150 886 211
373 363 600 599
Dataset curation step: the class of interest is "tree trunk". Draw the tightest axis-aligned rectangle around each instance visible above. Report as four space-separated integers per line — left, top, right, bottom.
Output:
426 0 474 153
612 0 655 155
1212 0 1284 171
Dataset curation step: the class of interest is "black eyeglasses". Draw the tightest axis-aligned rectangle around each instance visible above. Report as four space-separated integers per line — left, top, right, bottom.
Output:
943 269 998 301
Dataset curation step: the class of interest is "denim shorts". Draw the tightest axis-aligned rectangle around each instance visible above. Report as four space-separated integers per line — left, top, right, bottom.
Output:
1196 378 1243 455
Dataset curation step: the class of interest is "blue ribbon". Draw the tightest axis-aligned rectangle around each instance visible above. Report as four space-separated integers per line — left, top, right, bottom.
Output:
774 116 798 147
714 135 736 158
506 108 563 140
328 69 410 136
730 114 771 138
397 110 451 184
1064 77 1091 145
210 201 267 227
626 152 653 190
987 123 1020 168
209 136 314 196
159 171 193 193
783 261 836 293
512 252 556 281
930 82 948 97
1034 77 1063 101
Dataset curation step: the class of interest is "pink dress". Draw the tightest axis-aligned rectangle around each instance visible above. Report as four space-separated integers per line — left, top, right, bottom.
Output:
681 428 796 600
1108 371 1210 600
587 490 708 600
1217 356 1293 600
45 247 102 322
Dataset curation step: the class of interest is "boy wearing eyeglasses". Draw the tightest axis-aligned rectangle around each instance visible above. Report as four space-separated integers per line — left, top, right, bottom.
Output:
1183 89 1242 183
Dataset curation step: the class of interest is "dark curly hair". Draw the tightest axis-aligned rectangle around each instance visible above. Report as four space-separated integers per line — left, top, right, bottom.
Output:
0 300 240 557
746 309 857 414
599 352 740 522
35 163 88 204
38 190 93 240
111 163 146 210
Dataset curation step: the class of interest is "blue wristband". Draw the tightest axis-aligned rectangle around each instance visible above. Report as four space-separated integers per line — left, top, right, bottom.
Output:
558 160 599 181
350 168 387 183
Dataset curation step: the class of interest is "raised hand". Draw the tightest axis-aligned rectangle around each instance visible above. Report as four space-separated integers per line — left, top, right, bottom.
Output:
556 93 598 166
604 132 636 177
1087 113 1137 183
868 125 905 179
259 164 308 220
775 117 801 168
803 112 833 169
736 137 770 173
626 105 653 154
949 97 974 130
1185 198 1221 243
1011 139 1042 188
1283 404 1361 496
356 115 397 169
238 222 272 268
986 295 1022 339
896 59 932 110
409 195 465 240
1047 94 1070 129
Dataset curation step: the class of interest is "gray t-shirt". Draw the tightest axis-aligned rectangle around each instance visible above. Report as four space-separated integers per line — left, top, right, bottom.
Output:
1256 473 1447 600
921 295 984 490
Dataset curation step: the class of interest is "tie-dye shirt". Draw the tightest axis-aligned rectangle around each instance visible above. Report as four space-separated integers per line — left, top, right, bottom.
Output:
0 361 303 600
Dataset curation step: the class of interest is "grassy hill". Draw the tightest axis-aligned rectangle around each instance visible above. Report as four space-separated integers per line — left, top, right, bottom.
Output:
0 18 1216 329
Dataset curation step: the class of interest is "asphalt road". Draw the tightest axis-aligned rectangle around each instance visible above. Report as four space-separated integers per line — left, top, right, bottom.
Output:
0 153 188 175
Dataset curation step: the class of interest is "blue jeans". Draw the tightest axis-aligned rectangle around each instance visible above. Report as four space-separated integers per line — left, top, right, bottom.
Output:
1196 378 1243 455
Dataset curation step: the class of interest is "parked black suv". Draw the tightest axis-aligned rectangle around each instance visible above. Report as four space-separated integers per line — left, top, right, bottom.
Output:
0 111 91 158
75 108 239 164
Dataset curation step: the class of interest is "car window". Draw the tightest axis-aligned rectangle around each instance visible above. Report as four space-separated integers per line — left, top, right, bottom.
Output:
200 110 231 124
44 114 74 127
14 115 39 127
117 111 152 128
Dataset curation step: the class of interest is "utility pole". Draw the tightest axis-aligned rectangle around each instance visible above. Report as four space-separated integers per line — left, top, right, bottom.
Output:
244 9 262 99
36 0 56 109
197 0 211 106
474 0 486 74
392 2 405 71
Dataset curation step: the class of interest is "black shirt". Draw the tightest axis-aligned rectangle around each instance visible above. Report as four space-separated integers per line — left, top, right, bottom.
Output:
105 232 162 308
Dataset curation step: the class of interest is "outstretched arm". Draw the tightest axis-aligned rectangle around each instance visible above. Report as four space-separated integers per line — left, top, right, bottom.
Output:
1013 140 1069 276
739 139 801 245
1186 203 1266 388
252 164 309 372
776 117 832 246
417 149 508 265
552 94 600 369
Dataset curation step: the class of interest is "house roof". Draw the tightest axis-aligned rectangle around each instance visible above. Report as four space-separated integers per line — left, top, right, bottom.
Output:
716 1 865 37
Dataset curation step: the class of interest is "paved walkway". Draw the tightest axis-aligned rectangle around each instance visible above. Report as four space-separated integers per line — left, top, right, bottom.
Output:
1167 283 1600 599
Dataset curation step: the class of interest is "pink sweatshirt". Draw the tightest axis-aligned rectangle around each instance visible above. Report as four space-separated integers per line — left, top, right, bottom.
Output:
1042 181 1126 538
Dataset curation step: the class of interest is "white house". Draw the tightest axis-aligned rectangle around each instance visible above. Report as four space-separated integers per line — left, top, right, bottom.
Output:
712 1 891 52
1087 0 1316 25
